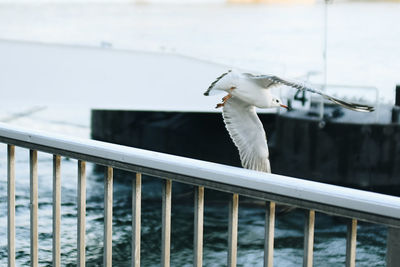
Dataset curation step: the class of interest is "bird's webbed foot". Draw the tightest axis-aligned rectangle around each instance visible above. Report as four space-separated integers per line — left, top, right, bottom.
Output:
215 91 234 109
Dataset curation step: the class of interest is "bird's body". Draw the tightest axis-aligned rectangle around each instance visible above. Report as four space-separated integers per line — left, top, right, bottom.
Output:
207 70 275 108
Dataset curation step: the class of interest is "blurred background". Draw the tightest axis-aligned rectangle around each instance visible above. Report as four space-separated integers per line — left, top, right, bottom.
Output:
0 0 399 266
1 0 399 133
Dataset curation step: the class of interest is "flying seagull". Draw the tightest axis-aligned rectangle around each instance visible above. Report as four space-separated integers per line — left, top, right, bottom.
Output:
204 70 375 112
204 70 374 173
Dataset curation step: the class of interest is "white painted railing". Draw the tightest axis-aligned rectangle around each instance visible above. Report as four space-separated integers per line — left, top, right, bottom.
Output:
1 122 400 266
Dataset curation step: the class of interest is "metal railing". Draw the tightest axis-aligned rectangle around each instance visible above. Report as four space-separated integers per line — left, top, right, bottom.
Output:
1 122 400 267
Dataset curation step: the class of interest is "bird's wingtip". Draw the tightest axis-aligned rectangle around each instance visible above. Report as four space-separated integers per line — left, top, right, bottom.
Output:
368 106 375 112
330 97 375 113
355 104 375 112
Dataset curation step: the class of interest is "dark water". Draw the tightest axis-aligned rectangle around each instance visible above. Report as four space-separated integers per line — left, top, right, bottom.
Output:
0 145 387 266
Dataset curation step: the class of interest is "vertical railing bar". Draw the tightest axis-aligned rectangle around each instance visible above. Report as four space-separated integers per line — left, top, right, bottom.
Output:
132 172 142 267
228 193 239 267
386 227 400 267
303 210 315 267
30 150 38 267
194 186 204 267
77 160 86 267
8 145 15 267
161 179 172 267
264 201 275 267
53 155 61 267
345 218 357 267
104 166 113 267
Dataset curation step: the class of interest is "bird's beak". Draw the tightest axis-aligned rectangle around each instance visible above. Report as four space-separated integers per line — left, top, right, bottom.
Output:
280 104 289 110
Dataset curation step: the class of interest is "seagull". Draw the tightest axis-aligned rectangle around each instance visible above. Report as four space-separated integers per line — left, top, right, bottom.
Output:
204 70 374 173
204 70 375 112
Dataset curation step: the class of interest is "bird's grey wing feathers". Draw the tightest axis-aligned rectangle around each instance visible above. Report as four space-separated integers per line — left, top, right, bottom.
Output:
222 96 271 173
246 74 375 112
242 73 278 88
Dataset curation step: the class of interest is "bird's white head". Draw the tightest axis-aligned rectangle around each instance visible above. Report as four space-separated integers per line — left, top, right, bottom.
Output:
271 96 289 110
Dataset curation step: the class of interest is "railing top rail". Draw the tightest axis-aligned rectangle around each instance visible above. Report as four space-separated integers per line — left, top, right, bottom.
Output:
1 122 400 227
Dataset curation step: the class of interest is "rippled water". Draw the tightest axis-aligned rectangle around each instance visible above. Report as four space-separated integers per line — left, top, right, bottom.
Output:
0 144 388 266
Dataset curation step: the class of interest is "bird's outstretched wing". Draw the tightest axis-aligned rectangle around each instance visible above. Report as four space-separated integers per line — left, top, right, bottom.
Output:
243 73 375 112
222 96 271 173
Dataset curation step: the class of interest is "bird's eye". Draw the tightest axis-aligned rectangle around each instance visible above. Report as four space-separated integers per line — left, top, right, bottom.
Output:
276 100 279 103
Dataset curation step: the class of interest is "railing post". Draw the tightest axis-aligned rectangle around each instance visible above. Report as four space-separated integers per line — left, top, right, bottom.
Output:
8 145 15 267
30 150 38 267
264 201 275 267
77 160 86 267
303 210 315 267
161 179 172 267
228 193 239 267
345 219 357 267
194 186 204 267
53 155 61 267
104 166 113 267
386 227 400 267
132 173 142 267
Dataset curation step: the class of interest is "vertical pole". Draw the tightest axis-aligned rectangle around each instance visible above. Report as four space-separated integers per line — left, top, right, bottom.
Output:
194 186 204 267
395 85 400 106
320 0 329 119
161 179 172 267
264 202 275 267
8 145 15 267
53 155 61 267
228 194 239 267
303 210 315 267
132 173 142 267
345 219 357 267
30 150 38 267
77 160 86 267
104 166 113 267
391 85 400 123
386 227 400 267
